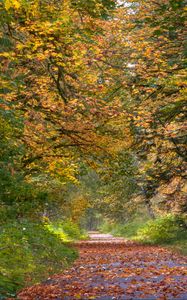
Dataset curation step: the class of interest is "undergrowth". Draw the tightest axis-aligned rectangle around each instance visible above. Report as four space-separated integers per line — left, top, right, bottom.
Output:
100 214 187 255
46 219 88 241
0 220 79 299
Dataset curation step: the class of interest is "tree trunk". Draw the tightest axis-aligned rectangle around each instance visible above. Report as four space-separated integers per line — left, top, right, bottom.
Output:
145 198 155 219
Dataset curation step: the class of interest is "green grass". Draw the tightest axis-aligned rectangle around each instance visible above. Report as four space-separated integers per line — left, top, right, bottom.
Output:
100 214 187 256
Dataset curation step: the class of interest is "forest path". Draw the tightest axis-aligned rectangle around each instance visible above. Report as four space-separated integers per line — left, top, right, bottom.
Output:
18 232 187 300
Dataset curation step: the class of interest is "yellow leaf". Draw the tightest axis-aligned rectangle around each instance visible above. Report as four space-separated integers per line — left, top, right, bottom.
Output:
5 0 21 10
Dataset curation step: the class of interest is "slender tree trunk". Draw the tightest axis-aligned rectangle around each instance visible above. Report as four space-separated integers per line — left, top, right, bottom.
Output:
145 198 155 219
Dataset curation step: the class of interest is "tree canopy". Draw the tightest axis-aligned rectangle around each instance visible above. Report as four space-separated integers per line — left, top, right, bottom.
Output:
0 0 186 297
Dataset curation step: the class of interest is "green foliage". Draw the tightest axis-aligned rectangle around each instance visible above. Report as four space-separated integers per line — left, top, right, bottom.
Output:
99 220 116 233
62 220 83 239
0 220 78 299
97 151 138 222
168 239 187 256
112 221 147 238
71 0 116 18
0 0 186 296
100 215 187 256
0 101 26 209
100 217 150 238
136 214 187 244
47 219 87 241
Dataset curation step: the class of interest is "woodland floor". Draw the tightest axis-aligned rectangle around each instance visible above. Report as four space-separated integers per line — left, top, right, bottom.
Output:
18 232 187 300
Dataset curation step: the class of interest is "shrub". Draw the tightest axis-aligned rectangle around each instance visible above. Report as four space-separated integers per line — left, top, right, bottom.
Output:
112 221 145 238
47 219 87 241
99 221 116 233
99 219 148 238
0 220 78 299
136 214 187 244
62 220 83 239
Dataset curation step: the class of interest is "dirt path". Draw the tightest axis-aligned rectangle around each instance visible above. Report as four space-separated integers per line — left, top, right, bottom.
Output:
18 233 187 300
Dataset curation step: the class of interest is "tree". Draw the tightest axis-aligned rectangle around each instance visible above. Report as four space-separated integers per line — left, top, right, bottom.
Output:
0 0 124 178
92 0 187 215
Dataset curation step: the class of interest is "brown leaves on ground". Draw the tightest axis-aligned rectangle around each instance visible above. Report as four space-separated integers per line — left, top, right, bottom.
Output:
17 235 187 300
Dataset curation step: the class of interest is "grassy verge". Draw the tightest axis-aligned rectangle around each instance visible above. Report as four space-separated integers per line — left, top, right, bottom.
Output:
99 217 149 239
100 214 187 256
0 219 83 299
164 239 187 256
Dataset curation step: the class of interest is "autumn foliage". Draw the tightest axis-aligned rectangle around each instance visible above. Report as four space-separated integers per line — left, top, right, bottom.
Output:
0 0 186 298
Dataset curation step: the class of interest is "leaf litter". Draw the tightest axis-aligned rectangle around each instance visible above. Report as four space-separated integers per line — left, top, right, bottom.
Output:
17 234 187 300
